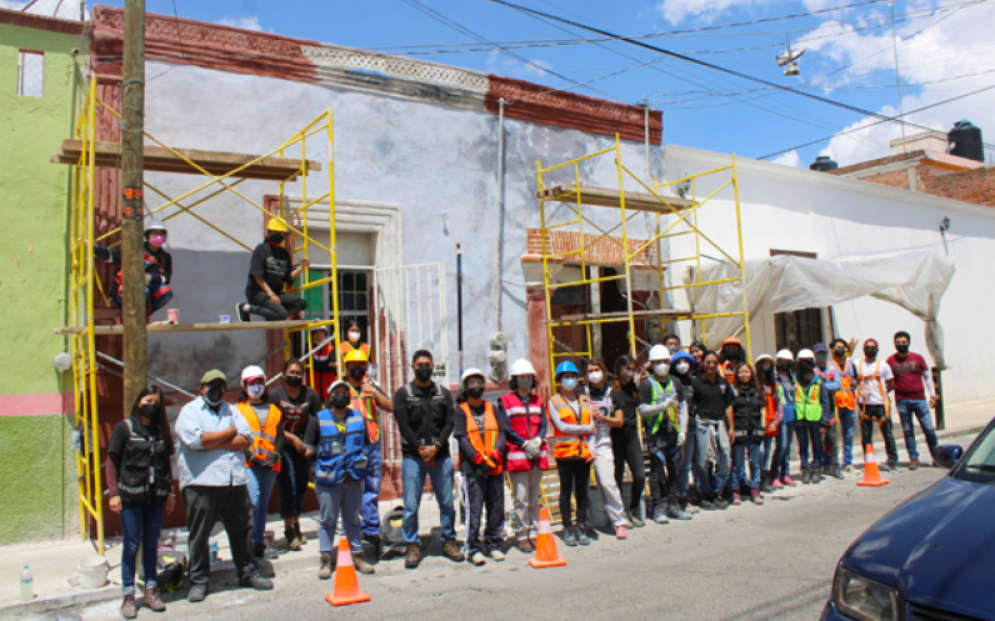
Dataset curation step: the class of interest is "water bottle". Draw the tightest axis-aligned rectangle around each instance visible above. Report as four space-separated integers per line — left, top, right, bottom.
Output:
19 565 33 602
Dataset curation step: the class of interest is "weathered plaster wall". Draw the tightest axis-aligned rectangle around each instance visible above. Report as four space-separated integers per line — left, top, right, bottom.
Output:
141 61 663 389
0 23 79 543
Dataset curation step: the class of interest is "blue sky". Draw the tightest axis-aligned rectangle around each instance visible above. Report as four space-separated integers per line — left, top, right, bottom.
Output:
9 0 995 166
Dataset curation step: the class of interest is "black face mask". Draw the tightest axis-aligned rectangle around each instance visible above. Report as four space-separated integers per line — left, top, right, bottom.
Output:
268 233 284 244
864 348 878 358
777 361 792 372
349 366 367 381
138 403 159 421
414 365 433 382
799 360 815 374
285 375 303 388
331 394 351 410
896 344 910 354
204 385 224 406
723 349 740 361
834 348 846 357
467 386 485 400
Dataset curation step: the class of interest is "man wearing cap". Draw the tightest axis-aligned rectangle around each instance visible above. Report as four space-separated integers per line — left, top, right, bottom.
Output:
812 343 843 479
794 350 833 485
237 218 309 322
175 370 273 603
857 339 899 471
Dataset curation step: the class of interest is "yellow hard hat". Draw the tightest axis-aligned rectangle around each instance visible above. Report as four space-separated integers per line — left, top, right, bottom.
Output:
343 349 368 365
266 219 290 233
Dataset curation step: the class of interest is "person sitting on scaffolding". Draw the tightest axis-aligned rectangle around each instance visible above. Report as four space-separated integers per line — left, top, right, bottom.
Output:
237 219 309 322
93 218 173 321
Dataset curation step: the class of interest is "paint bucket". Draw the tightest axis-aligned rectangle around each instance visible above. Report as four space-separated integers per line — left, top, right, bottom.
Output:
166 309 179 324
77 556 108 590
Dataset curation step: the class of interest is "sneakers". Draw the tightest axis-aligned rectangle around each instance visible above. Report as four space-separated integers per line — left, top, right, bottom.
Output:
236 303 250 323
187 584 207 603
843 464 853 473
562 527 578 547
700 498 717 511
832 465 845 480
488 548 506 562
363 533 382 559
318 554 333 580
731 491 742 506
772 478 784 490
517 538 534 554
760 472 775 493
626 511 645 528
443 538 465 562
667 502 693 521
121 594 138 619
144 586 166 612
404 543 423 569
811 470 823 484
470 551 487 566
714 496 730 510
909 458 920 471
802 470 812 484
285 527 302 552
782 475 797 487
751 490 764 505
576 525 591 546
353 553 375 575
653 510 670 525
615 525 628 540
239 574 273 591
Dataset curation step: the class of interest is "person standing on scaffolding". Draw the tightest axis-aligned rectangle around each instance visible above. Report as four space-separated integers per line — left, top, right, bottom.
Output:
237 219 308 322
308 325 337 398
93 218 173 321
340 321 371 359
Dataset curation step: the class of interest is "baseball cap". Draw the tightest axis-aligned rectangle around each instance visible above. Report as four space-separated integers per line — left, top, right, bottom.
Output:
200 369 227 385
812 343 829 355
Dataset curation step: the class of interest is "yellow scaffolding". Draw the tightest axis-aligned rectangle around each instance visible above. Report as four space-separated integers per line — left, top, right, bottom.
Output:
60 77 342 554
535 134 751 382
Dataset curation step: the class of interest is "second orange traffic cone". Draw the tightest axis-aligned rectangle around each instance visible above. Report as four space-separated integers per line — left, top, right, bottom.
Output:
857 444 889 487
324 537 371 607
529 507 567 569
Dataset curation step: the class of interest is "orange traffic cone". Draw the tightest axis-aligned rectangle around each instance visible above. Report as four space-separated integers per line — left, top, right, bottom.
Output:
857 444 889 487
529 507 568 569
324 537 371 607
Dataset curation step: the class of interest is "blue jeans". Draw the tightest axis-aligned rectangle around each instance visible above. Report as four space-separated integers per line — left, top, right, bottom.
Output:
317 481 363 555
775 421 795 480
362 443 382 537
795 424 823 472
730 439 763 492
897 399 939 461
838 408 856 467
401 454 457 544
246 466 278 548
762 436 774 471
120 503 165 595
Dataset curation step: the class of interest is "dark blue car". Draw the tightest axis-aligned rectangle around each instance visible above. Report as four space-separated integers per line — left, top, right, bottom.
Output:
822 419 995 621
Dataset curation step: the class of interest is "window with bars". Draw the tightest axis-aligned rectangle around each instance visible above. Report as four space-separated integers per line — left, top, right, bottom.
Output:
17 51 44 98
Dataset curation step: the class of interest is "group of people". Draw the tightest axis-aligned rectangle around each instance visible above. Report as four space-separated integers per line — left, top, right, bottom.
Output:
102 326 940 618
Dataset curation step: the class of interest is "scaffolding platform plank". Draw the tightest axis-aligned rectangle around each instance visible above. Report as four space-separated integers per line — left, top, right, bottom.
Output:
547 308 692 324
536 184 693 214
52 140 321 181
54 319 315 336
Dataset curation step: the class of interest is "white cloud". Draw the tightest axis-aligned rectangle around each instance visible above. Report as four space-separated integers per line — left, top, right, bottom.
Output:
771 150 801 168
656 0 778 25
217 16 265 32
485 50 556 82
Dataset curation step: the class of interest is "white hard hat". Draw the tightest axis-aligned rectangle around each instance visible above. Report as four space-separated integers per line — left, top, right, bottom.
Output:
648 344 671 362
796 349 816 361
240 365 266 383
460 367 486 389
755 354 774 365
776 349 794 361
509 358 536 377
144 218 167 234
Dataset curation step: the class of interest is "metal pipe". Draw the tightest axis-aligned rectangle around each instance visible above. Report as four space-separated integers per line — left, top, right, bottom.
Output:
96 352 197 399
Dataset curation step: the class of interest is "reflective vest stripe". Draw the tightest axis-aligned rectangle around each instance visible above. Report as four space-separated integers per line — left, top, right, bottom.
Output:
238 402 283 473
794 381 822 423
548 394 591 461
500 392 548 471
647 376 678 435
460 402 502 475
832 359 856 410
347 382 379 443
314 409 367 485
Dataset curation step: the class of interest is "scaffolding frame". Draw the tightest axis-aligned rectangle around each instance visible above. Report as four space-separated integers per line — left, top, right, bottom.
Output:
536 135 751 384
63 77 342 554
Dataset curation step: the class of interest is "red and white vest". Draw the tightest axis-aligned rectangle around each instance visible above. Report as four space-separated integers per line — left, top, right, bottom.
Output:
499 392 548 472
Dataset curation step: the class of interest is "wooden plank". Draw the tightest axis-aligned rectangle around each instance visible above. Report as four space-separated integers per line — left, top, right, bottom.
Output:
53 140 321 181
536 184 693 214
547 308 692 324
53 319 315 336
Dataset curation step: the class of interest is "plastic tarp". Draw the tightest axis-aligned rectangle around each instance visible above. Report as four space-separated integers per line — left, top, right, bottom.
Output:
687 252 956 368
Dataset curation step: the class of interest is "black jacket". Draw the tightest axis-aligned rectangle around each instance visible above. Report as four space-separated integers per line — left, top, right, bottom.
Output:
392 381 455 458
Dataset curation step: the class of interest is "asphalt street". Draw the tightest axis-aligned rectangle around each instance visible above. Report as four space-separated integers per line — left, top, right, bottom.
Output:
33 433 976 621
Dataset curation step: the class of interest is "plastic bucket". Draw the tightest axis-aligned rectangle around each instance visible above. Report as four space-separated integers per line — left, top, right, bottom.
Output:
78 556 108 590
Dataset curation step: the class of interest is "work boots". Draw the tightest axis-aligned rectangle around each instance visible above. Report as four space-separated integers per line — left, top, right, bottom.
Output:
404 543 423 569
285 527 302 552
666 500 692 521
296 522 307 544
353 553 375 575
144 586 166 612
121 594 138 620
442 538 465 562
318 554 333 580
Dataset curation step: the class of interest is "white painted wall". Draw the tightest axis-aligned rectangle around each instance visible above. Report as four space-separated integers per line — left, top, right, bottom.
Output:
663 145 995 404
141 61 663 389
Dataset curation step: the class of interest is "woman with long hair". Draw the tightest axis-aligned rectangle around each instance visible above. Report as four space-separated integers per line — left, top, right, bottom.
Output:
585 359 628 539
610 354 647 527
691 351 733 510
688 340 707 372
105 385 176 618
547 361 595 546
728 364 766 505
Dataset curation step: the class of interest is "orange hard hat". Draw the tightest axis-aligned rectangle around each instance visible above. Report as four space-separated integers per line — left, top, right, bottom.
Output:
722 337 743 348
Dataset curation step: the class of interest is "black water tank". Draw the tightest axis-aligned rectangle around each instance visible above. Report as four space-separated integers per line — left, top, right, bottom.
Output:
809 155 839 171
948 120 983 162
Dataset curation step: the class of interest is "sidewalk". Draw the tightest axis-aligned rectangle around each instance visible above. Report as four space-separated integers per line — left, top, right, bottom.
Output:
1 400 991 616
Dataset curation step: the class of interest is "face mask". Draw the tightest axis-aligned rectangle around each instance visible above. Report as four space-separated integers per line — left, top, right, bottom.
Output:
205 385 224 406
864 348 878 358
414 365 433 382
799 360 815 374
896 344 909 354
148 234 166 247
268 233 284 245
247 383 265 399
654 362 670 377
349 366 367 381
724 349 740 361
285 375 303 388
560 377 579 391
588 371 604 385
834 348 845 357
516 376 534 391
777 361 791 372
138 403 159 420
674 360 690 375
331 394 351 410
467 386 485 400
667 344 679 354
348 331 361 343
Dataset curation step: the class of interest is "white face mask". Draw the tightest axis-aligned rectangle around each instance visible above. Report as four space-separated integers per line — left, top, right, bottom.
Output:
247 383 265 399
517 376 534 391
654 362 670 377
667 344 679 354
560 377 579 391
587 371 604 385
347 331 361 343
674 360 690 375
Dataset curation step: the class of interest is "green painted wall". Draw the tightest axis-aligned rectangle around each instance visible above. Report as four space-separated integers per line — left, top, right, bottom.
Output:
0 21 81 544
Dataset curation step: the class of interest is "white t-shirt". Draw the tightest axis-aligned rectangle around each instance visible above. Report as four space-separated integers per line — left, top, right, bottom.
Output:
856 360 894 405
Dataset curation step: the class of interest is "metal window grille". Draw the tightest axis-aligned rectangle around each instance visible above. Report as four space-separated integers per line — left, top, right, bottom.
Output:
17 51 44 97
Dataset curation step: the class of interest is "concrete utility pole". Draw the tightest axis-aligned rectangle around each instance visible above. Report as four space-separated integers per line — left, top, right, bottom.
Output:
121 0 147 412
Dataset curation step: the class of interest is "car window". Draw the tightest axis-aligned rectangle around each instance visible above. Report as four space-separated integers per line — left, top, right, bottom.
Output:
957 424 995 483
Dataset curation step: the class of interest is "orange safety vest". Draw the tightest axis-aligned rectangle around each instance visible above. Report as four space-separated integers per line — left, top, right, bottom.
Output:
238 402 283 472
547 393 592 461
762 384 780 437
309 344 337 398
339 342 370 359
832 358 856 411
347 382 380 444
459 401 503 475
857 360 890 415
720 361 737 383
